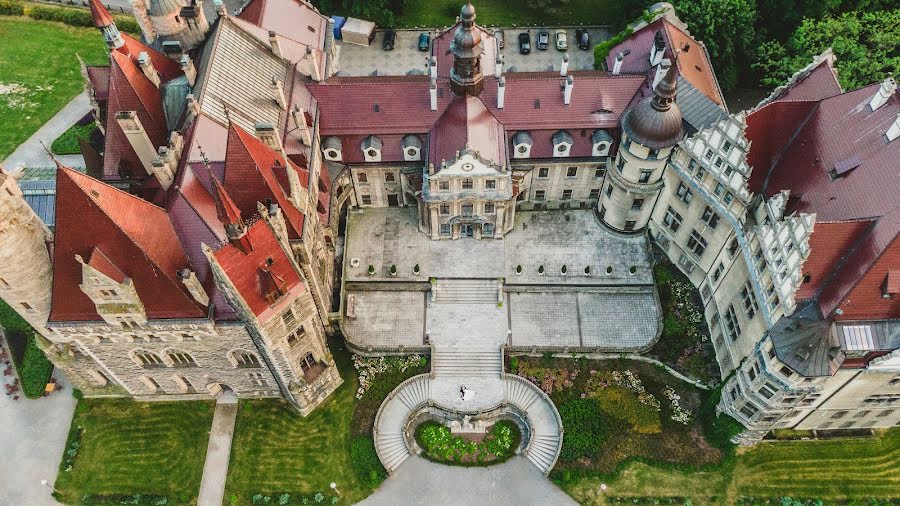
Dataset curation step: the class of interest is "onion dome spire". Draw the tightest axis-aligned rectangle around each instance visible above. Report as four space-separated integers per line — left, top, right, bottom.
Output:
652 62 678 111
450 1 484 96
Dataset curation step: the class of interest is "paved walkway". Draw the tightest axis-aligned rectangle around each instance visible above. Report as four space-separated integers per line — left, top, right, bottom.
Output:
359 455 576 506
3 93 88 170
0 369 75 506
197 391 238 506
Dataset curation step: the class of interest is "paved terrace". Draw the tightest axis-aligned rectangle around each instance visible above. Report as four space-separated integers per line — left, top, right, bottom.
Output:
342 208 661 352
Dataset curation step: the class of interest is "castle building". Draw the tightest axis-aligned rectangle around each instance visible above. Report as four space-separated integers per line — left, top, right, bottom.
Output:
1 0 897 432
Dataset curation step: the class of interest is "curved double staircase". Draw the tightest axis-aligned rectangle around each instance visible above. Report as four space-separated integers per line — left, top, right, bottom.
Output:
373 280 563 475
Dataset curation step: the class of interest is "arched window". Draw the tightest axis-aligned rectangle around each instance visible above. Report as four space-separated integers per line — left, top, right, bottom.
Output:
229 350 261 368
132 350 165 368
166 350 197 367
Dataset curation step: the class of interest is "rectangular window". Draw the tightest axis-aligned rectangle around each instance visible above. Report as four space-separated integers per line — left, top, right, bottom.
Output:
482 223 494 236
624 220 636 231
484 203 495 214
538 167 549 178
361 195 372 205
599 205 606 220
742 283 759 319
485 179 496 189
589 188 601 199
663 207 682 233
631 198 643 210
605 185 613 198
461 203 474 216
704 148 714 161
639 169 652 183
724 304 741 340
357 172 368 183
594 168 604 178
712 262 724 282
714 182 725 197
384 172 395 182
701 206 719 229
440 224 451 235
462 178 473 190
648 148 659 160
20 302 31 310
534 190 546 201
723 192 734 205
566 166 578 178
728 238 739 257
248 371 268 387
722 140 732 154
440 204 450 215
616 158 625 172
676 183 693 204
439 181 450 191
282 309 296 329
687 229 708 257
561 189 573 200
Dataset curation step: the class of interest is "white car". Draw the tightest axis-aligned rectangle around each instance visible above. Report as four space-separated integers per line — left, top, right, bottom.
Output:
555 30 568 51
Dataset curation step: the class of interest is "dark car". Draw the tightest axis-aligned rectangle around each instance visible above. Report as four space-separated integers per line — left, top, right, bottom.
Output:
417 32 430 51
575 28 590 50
518 32 531 54
536 29 550 50
382 29 396 50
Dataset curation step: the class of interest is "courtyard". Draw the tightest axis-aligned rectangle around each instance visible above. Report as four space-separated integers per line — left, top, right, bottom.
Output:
342 207 661 353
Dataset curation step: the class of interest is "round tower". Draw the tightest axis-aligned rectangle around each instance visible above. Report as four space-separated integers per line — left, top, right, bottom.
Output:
89 0 124 49
450 1 484 96
599 64 683 232
0 166 54 338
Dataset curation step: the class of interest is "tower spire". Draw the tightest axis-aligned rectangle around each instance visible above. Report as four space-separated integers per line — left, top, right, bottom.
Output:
89 0 124 49
210 173 252 253
450 1 484 96
652 60 679 112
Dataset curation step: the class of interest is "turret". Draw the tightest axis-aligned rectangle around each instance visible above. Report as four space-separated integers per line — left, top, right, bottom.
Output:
210 174 252 253
134 0 210 51
600 64 683 232
450 2 484 96
89 0 124 49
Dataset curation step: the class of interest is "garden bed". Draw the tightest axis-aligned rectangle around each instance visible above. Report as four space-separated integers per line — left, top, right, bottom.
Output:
511 355 736 479
648 259 719 384
414 419 520 466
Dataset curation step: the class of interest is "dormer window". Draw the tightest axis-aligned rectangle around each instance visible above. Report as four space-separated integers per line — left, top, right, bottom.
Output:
402 134 422 161
592 130 612 156
322 137 342 161
552 130 573 158
512 131 533 158
361 136 382 162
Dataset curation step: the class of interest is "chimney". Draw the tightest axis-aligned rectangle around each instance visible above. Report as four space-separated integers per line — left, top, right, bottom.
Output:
430 78 438 111
292 105 312 146
186 93 200 117
213 0 226 16
271 77 287 110
254 121 285 157
495 53 503 78
150 155 175 190
497 76 506 109
887 113 900 143
429 55 437 80
301 47 323 81
268 31 282 59
116 111 157 175
180 54 196 86
653 59 671 90
138 52 161 88
612 52 624 75
162 40 182 61
563 75 573 105
869 77 897 112
560 53 569 77
178 269 210 307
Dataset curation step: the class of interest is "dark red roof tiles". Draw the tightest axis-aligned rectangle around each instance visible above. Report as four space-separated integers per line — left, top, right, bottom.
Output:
430 95 506 167
766 56 842 105
118 33 183 83
745 101 817 192
88 0 114 27
796 220 874 301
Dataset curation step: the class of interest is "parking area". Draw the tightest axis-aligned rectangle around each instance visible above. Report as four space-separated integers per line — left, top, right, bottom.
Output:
335 26 609 77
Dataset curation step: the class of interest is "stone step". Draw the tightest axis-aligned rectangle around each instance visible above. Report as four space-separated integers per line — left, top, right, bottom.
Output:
433 279 500 304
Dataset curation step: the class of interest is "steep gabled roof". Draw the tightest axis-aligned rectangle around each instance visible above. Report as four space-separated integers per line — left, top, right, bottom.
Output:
429 95 505 167
51 167 206 322
118 33 183 83
88 0 114 27
237 0 327 50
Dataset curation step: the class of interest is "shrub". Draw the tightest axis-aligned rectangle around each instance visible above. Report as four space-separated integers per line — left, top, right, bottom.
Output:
0 0 24 15
415 420 520 465
557 397 608 461
508 356 519 373
19 332 54 398
593 27 634 68
699 384 743 456
350 436 385 487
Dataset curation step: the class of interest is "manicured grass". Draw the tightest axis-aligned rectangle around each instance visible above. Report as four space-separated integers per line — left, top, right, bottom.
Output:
54 398 215 505
395 0 642 28
0 17 107 159
51 122 96 154
224 337 372 505
562 428 900 504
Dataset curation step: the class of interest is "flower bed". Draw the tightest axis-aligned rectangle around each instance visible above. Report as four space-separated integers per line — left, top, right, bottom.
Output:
414 420 520 466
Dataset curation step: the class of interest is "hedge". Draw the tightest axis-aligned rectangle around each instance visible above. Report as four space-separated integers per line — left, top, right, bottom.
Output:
0 299 54 399
0 0 140 33
349 436 385 488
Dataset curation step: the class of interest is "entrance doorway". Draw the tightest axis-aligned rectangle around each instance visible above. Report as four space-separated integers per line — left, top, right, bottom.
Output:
387 194 400 207
460 224 474 238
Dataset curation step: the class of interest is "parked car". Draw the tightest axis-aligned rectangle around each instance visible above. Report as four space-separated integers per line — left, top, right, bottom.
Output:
518 32 531 54
537 29 550 50
575 28 590 50
555 29 568 51
382 29 396 50
493 29 504 49
418 32 430 51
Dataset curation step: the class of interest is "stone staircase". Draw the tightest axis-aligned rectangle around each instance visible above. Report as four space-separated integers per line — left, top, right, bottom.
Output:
433 278 499 304
431 347 502 378
374 375 431 473
505 376 563 474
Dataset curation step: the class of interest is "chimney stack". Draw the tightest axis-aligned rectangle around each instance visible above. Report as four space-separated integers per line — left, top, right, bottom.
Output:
268 31 282 59
138 52 161 88
186 93 200 117
497 76 506 109
612 52 624 75
560 53 569 77
255 122 285 156
429 55 437 80
271 77 287 110
563 75 573 105
887 113 900 143
495 53 503 78
180 54 196 86
430 78 438 111
653 59 671 90
213 0 226 16
292 105 312 146
869 77 897 112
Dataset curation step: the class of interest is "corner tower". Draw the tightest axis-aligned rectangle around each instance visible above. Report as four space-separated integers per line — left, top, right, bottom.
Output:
450 2 484 96
0 166 54 337
600 64 683 232
89 0 124 49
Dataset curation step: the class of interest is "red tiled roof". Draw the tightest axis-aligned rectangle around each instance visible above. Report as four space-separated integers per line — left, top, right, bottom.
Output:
886 269 900 295
796 220 874 301
515 128 598 159
770 56 842 104
430 95 505 167
223 123 306 239
86 66 110 101
102 51 168 179
86 247 126 283
88 0 114 27
744 100 817 192
604 18 724 107
118 33 183 83
51 166 206 322
212 219 305 319
211 174 243 226
237 0 327 50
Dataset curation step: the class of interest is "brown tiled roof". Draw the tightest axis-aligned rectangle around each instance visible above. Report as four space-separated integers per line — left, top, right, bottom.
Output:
85 247 126 283
86 66 110 101
88 0 114 27
118 33 184 83
237 0 327 50
796 220 874 301
50 166 206 322
429 95 505 167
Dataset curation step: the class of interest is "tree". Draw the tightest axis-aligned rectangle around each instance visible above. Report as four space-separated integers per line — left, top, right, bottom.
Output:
752 8 900 90
675 0 757 91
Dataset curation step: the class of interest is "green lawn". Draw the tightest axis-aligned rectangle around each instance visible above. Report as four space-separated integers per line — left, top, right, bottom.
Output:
562 428 900 504
385 0 641 28
54 398 216 505
0 17 107 159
